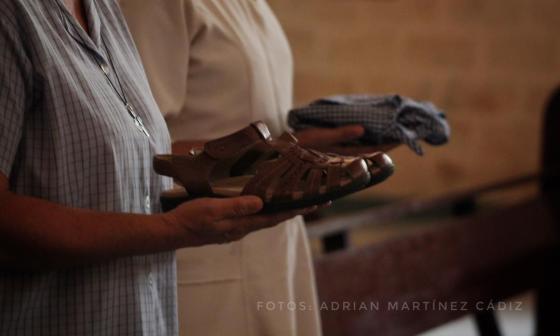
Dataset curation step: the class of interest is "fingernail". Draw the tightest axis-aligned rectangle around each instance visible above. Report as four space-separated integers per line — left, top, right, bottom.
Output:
243 196 264 213
249 199 264 212
350 125 365 134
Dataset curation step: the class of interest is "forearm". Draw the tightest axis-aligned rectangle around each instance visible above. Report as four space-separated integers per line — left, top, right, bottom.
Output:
0 191 184 270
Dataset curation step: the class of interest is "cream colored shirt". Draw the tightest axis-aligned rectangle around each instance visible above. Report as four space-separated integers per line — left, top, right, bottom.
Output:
121 1 321 335
123 0 293 139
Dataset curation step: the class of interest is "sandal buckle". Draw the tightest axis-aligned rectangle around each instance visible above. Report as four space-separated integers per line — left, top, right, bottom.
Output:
252 121 272 140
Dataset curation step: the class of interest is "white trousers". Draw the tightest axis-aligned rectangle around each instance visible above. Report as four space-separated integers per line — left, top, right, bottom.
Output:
176 217 322 336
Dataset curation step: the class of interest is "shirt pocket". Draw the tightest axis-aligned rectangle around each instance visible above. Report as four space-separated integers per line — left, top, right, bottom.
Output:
176 240 242 285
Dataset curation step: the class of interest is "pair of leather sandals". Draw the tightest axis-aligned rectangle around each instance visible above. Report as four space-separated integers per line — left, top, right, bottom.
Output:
154 121 394 212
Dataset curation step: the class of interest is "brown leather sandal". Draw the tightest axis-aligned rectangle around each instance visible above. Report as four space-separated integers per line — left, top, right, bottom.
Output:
154 121 393 212
318 151 393 187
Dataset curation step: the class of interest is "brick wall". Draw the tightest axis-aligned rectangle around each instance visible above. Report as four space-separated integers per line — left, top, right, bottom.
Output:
268 0 560 197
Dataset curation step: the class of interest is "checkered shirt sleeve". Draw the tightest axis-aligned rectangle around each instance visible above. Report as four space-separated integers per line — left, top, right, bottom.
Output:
0 14 31 176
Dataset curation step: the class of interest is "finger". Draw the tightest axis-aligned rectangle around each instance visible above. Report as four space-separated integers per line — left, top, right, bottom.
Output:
297 125 365 146
217 205 324 243
210 196 264 219
236 205 320 232
316 126 365 145
334 125 365 142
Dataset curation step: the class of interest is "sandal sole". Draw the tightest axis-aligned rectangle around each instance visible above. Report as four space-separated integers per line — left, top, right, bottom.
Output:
160 161 394 213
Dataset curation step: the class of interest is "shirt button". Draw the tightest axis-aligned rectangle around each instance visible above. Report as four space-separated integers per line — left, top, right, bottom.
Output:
145 195 151 212
100 62 110 75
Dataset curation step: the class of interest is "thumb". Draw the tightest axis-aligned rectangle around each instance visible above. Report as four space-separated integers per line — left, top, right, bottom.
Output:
213 196 264 218
332 125 365 143
308 125 364 146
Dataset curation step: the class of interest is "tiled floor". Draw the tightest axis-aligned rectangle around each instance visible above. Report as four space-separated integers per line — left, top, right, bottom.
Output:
421 292 534 336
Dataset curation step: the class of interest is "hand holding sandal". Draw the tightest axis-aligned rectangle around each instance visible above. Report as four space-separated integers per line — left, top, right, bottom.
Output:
154 121 394 212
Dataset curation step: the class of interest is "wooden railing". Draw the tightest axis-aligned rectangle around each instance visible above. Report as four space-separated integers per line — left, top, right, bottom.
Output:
307 173 540 240
310 178 558 336
308 86 560 336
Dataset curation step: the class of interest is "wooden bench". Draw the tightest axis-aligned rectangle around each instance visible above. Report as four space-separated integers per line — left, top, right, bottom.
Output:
307 87 560 335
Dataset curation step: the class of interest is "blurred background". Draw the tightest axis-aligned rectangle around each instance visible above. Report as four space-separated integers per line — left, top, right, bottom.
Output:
266 1 560 335
269 0 559 198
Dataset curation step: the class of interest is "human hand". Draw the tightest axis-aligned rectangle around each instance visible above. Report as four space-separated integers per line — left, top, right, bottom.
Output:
165 196 320 246
293 125 400 156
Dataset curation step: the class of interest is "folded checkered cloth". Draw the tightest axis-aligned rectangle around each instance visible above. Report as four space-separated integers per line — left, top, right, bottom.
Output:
288 94 450 155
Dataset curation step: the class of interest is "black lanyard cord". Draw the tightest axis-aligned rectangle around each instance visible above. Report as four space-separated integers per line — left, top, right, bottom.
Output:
55 0 128 106
100 36 128 107
54 0 150 138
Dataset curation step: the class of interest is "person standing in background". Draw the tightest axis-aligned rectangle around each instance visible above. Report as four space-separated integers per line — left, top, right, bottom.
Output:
120 1 323 335
121 1 386 335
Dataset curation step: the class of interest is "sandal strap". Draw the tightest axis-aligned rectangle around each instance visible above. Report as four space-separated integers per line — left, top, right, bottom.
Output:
304 169 324 197
154 121 271 196
274 154 308 199
153 154 216 196
242 144 369 202
204 121 271 160
242 154 293 200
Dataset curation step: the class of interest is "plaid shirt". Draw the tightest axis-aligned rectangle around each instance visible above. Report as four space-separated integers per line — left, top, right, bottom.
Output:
0 0 176 335
288 94 450 155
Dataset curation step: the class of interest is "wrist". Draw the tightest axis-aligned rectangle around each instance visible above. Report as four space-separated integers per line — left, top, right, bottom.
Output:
157 211 188 249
